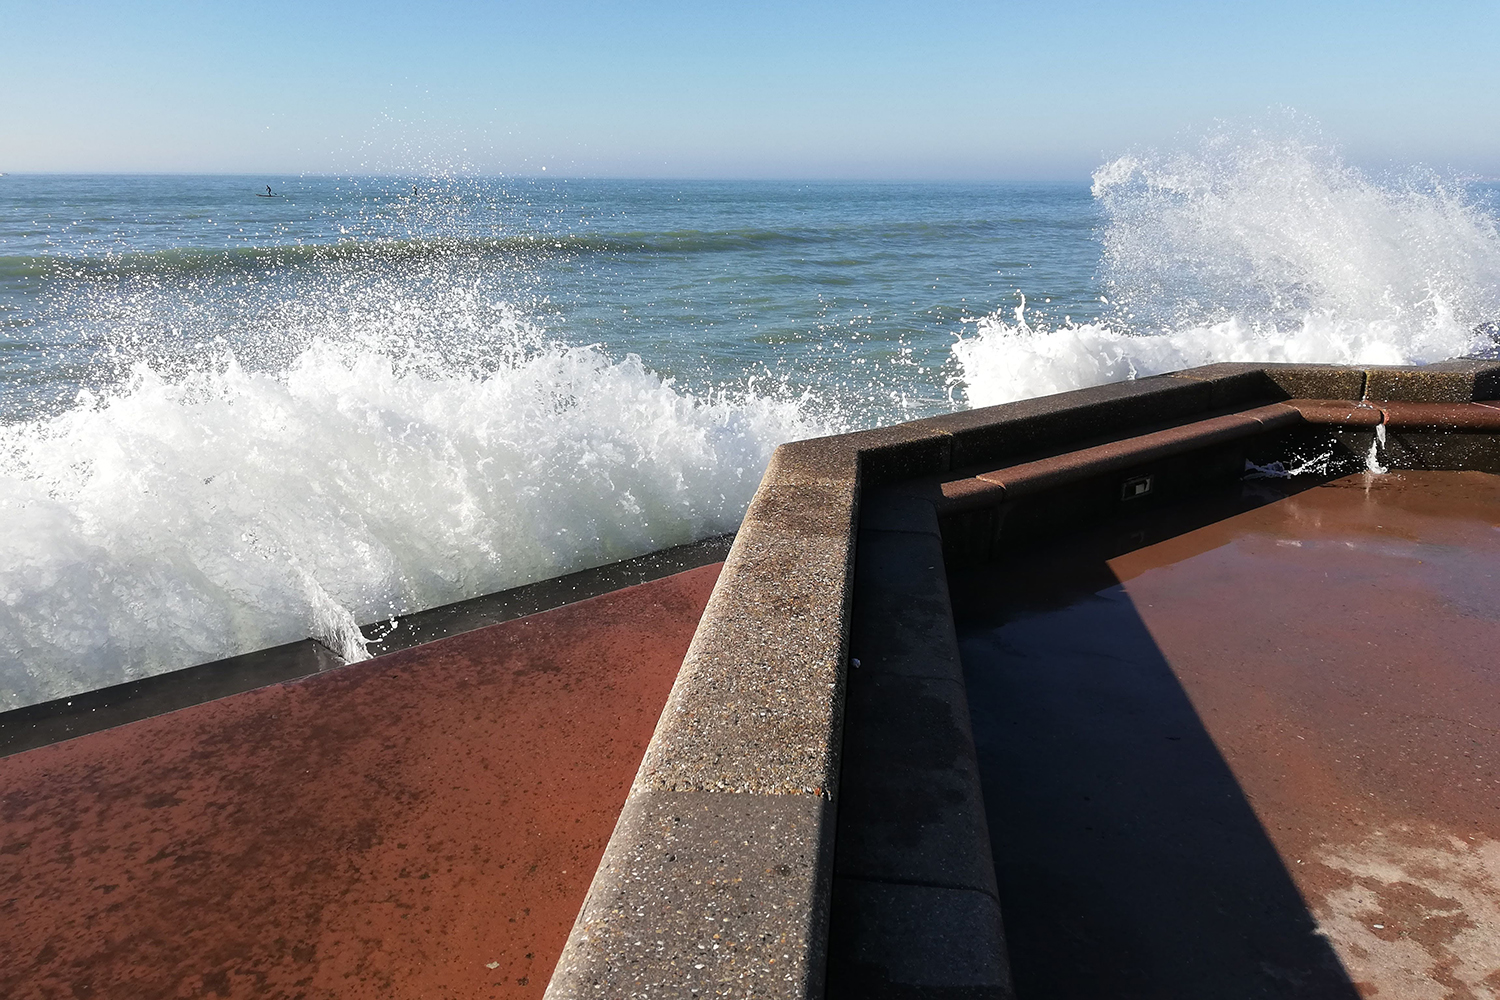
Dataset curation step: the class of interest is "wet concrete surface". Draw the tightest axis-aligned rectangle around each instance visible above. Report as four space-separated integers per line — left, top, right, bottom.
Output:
953 471 1500 999
0 563 720 1000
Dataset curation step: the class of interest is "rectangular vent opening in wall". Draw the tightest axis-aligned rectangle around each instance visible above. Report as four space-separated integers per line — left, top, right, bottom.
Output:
1122 474 1154 501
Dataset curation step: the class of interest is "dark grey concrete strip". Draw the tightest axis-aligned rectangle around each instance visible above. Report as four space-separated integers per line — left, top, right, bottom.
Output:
855 489 945 536
0 639 341 759
0 534 733 758
825 879 1012 999
846 528 966 686
833 670 997 894
363 533 735 656
826 502 1009 997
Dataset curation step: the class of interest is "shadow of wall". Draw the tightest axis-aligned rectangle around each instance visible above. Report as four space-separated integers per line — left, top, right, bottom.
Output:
953 531 1360 1000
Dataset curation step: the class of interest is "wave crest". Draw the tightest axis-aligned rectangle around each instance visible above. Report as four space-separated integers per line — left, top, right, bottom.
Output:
955 126 1500 407
0 338 824 709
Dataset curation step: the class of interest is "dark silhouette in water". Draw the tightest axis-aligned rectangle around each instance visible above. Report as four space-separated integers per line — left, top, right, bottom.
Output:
256 185 276 198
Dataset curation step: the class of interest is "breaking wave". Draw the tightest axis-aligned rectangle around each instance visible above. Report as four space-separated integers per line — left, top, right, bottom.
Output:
0 326 823 710
954 127 1500 406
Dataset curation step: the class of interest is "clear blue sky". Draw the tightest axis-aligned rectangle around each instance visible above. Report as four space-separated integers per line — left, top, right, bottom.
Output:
3 0 1497 179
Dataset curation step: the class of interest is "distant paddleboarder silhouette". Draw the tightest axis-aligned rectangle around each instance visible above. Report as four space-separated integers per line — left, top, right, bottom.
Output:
256 185 276 198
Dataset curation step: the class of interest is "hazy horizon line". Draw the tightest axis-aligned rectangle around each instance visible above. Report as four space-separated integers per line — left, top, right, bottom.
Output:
0 170 1107 185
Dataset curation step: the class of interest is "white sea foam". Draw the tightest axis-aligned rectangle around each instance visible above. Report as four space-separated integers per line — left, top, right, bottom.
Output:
954 128 1500 406
0 333 823 709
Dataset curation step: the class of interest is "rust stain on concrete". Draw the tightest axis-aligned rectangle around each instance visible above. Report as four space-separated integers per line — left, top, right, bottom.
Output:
0 563 720 1000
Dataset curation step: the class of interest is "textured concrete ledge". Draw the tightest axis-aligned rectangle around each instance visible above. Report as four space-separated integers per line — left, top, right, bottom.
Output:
971 402 1299 500
546 790 833 997
1286 398 1500 430
1167 357 1500 404
546 360 1500 1000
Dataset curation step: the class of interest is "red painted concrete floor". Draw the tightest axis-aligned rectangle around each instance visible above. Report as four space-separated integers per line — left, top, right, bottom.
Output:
0 563 720 1000
957 471 1500 999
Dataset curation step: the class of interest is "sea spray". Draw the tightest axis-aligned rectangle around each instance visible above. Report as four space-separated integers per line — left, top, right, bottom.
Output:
953 127 1500 406
0 339 824 710
1244 450 1335 480
1366 422 1390 475
3 178 878 709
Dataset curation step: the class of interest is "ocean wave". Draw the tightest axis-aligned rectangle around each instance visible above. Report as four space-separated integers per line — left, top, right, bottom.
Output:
953 127 1500 406
0 227 853 282
952 298 1493 407
0 338 827 710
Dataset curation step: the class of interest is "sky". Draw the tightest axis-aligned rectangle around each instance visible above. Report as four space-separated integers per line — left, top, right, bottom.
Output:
2 0 1498 180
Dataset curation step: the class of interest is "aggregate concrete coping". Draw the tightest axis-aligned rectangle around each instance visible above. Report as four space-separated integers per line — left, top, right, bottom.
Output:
543 358 1500 999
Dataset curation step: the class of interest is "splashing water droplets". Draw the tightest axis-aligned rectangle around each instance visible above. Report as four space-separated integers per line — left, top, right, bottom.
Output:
954 125 1500 406
1367 422 1390 475
0 227 828 709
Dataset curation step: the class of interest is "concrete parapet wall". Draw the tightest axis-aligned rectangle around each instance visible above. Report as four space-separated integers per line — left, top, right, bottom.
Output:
545 359 1500 999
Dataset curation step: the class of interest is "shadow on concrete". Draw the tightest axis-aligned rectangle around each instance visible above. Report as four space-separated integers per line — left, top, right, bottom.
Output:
950 492 1361 1000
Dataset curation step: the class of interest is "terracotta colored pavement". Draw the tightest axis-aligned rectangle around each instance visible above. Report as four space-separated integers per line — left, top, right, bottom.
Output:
1112 472 1500 994
958 471 1500 997
0 563 721 1000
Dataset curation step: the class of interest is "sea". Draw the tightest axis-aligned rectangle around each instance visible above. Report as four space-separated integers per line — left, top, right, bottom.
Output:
3 130 1499 709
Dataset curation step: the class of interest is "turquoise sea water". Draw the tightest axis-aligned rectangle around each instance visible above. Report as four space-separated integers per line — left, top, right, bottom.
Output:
3 134 1498 706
